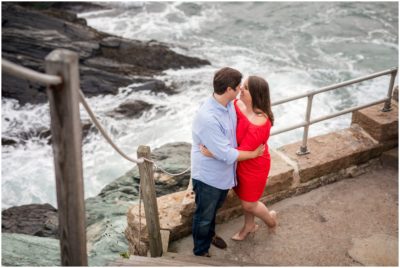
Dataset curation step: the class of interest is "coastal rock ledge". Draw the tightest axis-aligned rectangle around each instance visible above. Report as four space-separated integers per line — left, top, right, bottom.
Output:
2 3 210 105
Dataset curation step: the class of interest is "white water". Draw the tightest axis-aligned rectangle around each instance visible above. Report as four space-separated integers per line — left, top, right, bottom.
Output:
2 2 398 208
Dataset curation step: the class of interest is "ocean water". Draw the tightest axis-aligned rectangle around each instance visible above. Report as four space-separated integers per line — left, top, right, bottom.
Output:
2 2 398 209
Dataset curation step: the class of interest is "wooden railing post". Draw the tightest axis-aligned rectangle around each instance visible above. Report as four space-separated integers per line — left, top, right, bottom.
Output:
137 145 163 257
45 49 88 266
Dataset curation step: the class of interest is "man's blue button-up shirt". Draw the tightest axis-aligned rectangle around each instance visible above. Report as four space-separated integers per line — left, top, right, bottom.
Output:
191 96 239 190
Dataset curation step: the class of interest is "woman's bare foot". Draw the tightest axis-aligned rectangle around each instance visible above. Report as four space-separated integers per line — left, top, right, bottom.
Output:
268 210 277 233
231 224 259 241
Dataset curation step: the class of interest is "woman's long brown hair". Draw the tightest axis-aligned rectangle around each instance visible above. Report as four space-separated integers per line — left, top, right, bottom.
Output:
248 76 274 126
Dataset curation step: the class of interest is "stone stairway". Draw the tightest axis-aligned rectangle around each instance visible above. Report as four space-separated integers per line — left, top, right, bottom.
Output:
110 252 262 266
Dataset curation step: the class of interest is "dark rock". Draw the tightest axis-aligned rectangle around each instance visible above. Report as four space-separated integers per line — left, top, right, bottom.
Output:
131 80 176 95
48 2 108 14
2 3 210 105
78 66 133 96
2 204 59 238
2 119 94 146
83 57 157 77
2 137 18 146
100 37 122 48
106 100 153 119
82 119 95 139
99 37 210 71
2 72 47 105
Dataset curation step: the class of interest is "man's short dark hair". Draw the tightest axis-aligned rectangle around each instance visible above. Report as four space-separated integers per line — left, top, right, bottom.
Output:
213 67 242 95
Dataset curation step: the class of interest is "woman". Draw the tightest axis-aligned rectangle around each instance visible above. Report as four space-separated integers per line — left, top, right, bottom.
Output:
201 75 276 241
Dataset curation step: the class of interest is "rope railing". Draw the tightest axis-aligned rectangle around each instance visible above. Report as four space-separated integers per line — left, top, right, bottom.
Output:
78 91 144 164
2 58 62 86
79 90 191 176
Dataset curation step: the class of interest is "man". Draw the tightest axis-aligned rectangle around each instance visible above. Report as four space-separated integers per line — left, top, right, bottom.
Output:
191 67 265 257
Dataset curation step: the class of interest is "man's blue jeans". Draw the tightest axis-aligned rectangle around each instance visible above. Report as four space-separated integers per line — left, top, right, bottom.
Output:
192 179 229 256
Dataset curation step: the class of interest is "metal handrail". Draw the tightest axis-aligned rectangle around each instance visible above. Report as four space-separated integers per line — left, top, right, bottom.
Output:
270 67 398 155
2 59 62 86
271 68 397 106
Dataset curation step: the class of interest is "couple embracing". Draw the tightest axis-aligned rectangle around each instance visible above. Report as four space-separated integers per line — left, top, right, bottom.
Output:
191 67 277 257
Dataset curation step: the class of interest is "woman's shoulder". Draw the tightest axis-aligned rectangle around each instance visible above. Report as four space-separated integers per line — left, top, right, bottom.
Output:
251 115 268 126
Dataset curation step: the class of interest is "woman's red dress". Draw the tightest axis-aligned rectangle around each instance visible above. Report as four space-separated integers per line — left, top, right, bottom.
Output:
233 99 272 202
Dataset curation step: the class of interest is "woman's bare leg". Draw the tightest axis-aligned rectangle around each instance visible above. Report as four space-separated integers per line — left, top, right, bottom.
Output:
231 211 259 240
241 200 277 228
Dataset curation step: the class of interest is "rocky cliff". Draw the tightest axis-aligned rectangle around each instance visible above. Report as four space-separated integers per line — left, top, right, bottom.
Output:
2 3 210 105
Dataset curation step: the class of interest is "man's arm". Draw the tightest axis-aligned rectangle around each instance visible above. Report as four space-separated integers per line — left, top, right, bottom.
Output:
196 119 239 165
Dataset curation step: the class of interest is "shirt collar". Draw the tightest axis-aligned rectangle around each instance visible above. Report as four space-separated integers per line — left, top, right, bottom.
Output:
209 94 229 112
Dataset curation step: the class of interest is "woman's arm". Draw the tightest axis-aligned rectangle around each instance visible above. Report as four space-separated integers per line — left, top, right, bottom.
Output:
200 144 264 161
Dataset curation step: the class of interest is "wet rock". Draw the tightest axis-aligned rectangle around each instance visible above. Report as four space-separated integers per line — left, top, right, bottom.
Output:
100 37 122 48
1 119 94 146
2 232 116 266
106 100 153 119
2 204 59 238
2 3 210 105
2 137 18 146
2 233 61 266
97 142 191 202
131 80 176 95
83 57 157 77
84 142 191 259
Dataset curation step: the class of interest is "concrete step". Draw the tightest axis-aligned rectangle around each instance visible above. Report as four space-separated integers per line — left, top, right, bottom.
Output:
110 252 263 266
380 148 398 169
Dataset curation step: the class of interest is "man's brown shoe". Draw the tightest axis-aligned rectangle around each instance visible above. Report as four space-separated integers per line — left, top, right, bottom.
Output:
201 252 211 257
212 235 227 249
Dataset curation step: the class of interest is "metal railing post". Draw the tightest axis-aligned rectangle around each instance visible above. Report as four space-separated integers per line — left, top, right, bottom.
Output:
45 49 88 266
297 94 313 155
382 69 398 112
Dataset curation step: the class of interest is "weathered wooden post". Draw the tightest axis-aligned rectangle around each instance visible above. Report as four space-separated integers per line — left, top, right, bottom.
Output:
137 145 163 257
45 49 88 266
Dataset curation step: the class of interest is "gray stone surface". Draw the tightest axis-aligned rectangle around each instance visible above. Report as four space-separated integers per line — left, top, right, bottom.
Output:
84 142 191 264
1 232 117 266
170 165 398 266
2 233 60 266
348 234 398 266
